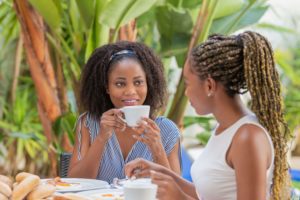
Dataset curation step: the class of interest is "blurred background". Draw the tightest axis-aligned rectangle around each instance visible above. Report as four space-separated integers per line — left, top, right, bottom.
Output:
0 0 299 187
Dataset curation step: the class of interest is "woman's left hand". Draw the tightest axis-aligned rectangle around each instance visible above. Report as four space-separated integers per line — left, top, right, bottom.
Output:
131 117 162 150
150 170 186 200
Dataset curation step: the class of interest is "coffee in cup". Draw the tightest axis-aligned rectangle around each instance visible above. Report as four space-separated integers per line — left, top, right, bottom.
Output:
120 105 150 127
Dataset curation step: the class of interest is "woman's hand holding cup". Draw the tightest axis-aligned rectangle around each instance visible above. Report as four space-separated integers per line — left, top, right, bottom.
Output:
99 109 127 141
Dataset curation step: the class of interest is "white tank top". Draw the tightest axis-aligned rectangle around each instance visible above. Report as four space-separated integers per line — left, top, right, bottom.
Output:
190 115 274 200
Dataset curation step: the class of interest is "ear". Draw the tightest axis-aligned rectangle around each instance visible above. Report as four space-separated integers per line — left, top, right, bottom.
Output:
205 77 216 97
106 87 110 94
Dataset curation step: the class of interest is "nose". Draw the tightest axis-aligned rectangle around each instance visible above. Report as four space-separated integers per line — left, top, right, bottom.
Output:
124 84 137 96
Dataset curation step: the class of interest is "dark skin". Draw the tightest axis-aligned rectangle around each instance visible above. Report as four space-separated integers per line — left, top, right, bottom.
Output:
125 63 272 200
68 58 181 179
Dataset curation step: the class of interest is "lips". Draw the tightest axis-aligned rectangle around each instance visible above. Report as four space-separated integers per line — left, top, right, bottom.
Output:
122 99 139 106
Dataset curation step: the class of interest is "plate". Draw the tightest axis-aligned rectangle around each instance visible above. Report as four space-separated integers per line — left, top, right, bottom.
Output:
42 178 109 193
78 189 124 200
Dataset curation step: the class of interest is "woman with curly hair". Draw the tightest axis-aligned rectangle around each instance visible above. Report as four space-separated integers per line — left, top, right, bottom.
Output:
125 31 291 200
68 41 181 183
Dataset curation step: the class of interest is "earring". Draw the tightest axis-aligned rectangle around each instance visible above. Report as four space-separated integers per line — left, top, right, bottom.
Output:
207 92 212 97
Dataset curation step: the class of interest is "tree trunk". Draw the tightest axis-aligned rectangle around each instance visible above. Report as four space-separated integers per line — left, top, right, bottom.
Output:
13 0 62 176
119 20 137 41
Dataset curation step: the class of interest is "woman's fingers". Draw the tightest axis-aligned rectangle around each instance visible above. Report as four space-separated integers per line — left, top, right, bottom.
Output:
142 118 160 131
125 158 151 178
150 170 171 182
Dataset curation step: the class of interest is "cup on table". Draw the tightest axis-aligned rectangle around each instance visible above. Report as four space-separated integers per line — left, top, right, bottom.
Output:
123 178 157 200
120 105 150 127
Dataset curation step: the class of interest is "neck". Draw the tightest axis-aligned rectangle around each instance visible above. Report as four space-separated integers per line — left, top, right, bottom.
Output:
213 95 250 133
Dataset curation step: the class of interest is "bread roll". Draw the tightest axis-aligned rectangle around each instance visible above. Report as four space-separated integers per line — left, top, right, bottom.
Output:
0 192 8 200
11 175 40 200
15 172 34 183
0 175 13 188
12 182 18 190
0 181 12 197
27 184 55 200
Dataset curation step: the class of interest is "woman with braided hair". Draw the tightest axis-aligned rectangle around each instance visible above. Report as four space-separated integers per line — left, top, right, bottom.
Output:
125 31 291 200
68 41 181 183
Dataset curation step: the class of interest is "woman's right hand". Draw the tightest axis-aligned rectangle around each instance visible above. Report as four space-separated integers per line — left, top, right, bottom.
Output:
99 109 126 141
125 158 163 178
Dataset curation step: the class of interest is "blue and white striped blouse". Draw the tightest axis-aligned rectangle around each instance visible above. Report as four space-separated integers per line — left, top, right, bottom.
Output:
76 113 181 183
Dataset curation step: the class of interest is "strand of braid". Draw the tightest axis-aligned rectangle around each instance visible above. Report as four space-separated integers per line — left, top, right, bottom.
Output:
191 31 291 200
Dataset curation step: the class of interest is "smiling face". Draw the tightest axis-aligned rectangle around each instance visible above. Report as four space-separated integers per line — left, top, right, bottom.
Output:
107 58 148 108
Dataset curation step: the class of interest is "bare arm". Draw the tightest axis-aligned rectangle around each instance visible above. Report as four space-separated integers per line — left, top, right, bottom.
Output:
68 117 108 178
167 141 181 175
228 124 272 200
125 158 198 199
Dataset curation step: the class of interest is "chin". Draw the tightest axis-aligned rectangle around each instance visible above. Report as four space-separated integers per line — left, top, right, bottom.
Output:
195 109 209 116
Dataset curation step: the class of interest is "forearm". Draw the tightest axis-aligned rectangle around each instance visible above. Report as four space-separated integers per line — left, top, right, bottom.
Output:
150 144 170 169
161 168 198 199
68 137 107 178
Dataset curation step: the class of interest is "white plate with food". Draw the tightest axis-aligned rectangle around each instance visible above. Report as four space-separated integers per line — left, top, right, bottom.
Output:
42 177 109 193
78 188 124 200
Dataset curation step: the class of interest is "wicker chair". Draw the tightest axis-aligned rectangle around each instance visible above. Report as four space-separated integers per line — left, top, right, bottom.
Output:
59 152 72 178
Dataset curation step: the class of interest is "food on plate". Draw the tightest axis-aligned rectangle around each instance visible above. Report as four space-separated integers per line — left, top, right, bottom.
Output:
0 181 12 198
11 174 40 200
12 182 18 190
91 193 124 200
0 192 8 200
27 184 56 200
0 175 13 188
47 177 81 190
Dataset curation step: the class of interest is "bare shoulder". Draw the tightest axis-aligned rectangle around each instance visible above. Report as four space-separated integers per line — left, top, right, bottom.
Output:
232 123 270 147
229 123 272 168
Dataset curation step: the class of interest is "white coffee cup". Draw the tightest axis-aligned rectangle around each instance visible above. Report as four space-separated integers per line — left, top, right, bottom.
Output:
124 178 157 200
120 105 150 127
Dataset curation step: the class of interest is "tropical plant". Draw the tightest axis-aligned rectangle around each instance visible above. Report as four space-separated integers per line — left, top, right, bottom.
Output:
0 79 48 175
275 48 300 155
0 0 271 176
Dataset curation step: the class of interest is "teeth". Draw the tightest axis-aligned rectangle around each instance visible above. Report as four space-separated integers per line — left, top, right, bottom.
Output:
123 100 137 103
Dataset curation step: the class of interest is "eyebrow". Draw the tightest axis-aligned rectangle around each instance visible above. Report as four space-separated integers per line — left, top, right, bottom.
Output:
133 76 144 79
114 76 144 80
115 77 126 80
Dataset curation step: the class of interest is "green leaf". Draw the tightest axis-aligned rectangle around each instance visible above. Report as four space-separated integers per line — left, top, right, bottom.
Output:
255 23 297 34
214 0 245 19
75 0 95 29
28 0 61 31
53 112 77 144
210 2 268 34
99 0 157 31
156 5 193 56
25 141 35 158
85 0 110 62
196 131 211 145
183 116 214 129
166 0 202 9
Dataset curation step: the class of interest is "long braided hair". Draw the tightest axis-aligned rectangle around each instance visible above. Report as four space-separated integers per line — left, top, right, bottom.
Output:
191 31 291 199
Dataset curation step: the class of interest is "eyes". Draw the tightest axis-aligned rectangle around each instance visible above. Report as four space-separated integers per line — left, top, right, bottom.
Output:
115 80 145 88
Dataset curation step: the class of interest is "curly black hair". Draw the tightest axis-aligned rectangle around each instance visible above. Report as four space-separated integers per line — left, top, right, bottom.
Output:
80 41 167 119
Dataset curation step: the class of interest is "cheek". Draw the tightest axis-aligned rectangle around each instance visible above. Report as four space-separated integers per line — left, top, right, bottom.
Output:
140 86 148 98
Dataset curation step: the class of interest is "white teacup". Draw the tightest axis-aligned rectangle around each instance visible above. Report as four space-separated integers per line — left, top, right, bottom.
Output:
123 178 157 200
120 105 150 127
